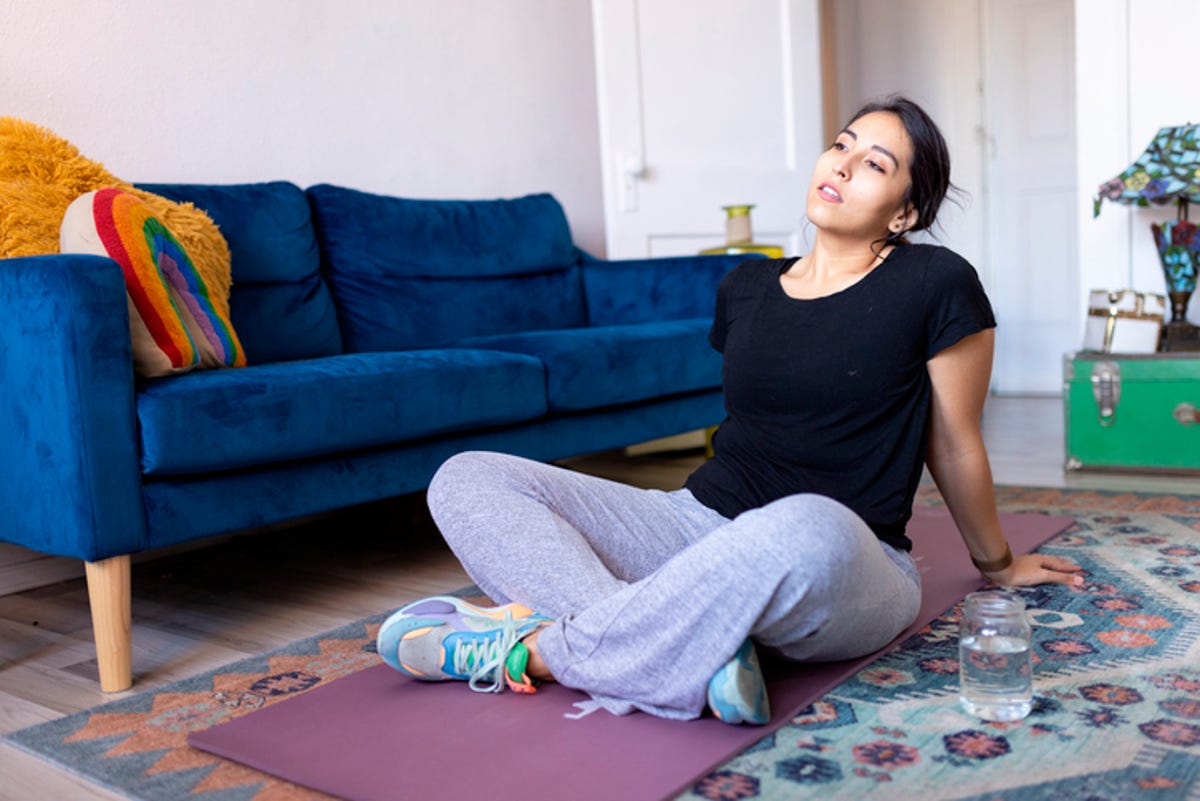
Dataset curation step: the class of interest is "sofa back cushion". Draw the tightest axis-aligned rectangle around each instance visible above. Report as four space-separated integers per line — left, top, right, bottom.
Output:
138 182 342 363
307 184 585 351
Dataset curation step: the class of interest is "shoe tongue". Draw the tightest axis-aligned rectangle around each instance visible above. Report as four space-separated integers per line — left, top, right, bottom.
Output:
505 641 529 681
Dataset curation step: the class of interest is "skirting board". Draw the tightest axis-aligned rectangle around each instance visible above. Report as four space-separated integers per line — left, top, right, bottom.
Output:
0 535 239 598
0 544 86 597
625 428 708 456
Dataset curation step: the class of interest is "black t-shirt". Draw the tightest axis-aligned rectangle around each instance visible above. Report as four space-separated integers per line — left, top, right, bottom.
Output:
684 244 996 551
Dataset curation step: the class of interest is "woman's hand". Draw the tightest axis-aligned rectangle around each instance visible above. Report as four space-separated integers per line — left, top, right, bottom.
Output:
982 553 1085 588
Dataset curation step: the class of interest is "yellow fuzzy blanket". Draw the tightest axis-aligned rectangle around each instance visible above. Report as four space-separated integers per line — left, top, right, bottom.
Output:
0 117 233 317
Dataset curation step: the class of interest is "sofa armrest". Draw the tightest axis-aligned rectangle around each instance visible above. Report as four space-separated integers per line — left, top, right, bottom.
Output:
580 252 758 326
0 255 148 560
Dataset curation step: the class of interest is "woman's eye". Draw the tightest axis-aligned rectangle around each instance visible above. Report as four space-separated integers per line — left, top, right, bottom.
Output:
831 141 847 151
866 159 885 173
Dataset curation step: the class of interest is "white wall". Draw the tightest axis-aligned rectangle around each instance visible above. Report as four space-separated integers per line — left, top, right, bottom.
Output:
1076 0 1200 325
0 0 608 255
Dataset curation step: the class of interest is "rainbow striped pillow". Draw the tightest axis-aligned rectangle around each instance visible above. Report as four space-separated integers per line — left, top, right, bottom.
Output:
60 188 244 377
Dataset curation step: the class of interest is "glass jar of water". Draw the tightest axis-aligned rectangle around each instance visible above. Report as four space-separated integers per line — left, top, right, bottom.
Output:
959 591 1033 721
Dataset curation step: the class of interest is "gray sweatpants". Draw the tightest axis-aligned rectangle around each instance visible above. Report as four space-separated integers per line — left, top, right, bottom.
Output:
426 451 922 720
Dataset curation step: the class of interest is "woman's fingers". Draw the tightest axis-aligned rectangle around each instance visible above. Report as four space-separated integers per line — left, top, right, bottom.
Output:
1037 554 1083 573
1040 565 1086 586
995 553 1085 587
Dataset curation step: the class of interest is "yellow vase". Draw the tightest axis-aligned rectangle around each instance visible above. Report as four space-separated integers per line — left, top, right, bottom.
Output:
699 204 784 258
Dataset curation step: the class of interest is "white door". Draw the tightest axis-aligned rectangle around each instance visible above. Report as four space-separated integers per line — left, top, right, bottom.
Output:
592 0 826 259
983 0 1078 394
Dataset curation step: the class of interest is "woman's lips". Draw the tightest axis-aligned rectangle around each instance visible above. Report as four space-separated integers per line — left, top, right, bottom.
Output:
817 183 843 202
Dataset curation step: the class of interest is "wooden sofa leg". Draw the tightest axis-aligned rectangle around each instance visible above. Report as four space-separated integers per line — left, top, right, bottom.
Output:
84 555 132 692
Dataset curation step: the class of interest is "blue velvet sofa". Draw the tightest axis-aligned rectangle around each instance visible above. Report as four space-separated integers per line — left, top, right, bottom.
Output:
0 181 745 691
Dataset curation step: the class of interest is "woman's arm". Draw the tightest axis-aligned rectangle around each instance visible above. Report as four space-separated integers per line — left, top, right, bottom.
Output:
925 329 1083 587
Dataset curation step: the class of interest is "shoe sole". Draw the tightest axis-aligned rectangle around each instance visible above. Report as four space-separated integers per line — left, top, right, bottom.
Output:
376 595 545 677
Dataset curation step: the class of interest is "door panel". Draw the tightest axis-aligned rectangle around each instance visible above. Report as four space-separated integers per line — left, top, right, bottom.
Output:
984 0 1078 393
593 0 825 259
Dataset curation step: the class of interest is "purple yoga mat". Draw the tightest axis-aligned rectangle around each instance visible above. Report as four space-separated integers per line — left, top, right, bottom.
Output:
190 508 1072 801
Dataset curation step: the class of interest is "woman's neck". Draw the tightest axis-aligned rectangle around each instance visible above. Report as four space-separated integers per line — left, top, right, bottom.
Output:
786 233 892 286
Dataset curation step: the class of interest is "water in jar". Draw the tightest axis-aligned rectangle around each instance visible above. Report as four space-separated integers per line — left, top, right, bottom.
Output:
958 591 1033 722
959 632 1032 721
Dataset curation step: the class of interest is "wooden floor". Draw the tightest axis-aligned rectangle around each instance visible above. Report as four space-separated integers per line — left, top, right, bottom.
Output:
0 395 1195 799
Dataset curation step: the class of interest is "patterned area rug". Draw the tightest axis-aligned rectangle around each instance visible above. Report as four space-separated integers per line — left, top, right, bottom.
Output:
682 485 1200 801
5 486 1200 801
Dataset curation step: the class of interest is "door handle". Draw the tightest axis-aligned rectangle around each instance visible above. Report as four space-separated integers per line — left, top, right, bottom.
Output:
1174 403 1199 425
621 153 646 178
616 151 646 213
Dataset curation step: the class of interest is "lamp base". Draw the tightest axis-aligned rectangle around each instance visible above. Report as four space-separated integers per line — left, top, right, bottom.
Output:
1162 320 1200 352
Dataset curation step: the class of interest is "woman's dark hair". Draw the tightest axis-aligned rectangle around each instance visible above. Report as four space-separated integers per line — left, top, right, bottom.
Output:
844 94 958 247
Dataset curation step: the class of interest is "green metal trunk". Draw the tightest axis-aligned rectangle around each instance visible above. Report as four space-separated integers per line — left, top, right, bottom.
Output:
1063 352 1200 473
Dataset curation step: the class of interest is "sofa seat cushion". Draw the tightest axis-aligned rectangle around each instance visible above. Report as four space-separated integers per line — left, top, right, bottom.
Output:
137 350 547 476
457 319 720 413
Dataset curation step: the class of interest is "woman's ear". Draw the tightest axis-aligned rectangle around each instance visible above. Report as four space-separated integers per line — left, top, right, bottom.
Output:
889 204 919 235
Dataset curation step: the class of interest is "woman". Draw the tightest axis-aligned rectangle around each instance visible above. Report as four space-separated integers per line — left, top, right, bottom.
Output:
375 95 1083 725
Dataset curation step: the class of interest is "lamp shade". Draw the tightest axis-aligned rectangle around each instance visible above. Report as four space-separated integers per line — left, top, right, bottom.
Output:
1094 124 1200 217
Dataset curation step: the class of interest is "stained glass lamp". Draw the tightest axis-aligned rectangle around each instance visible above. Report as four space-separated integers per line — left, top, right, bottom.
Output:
1094 124 1200 352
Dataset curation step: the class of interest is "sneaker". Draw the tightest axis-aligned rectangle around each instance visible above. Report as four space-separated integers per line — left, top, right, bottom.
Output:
376 595 550 694
706 639 770 725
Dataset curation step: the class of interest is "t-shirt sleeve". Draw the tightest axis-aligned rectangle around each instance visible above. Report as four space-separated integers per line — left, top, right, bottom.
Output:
923 248 997 360
708 266 736 354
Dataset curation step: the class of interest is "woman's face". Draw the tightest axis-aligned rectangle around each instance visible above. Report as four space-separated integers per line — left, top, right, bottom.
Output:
805 111 916 242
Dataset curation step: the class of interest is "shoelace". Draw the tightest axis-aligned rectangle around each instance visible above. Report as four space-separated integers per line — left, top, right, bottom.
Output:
458 609 525 694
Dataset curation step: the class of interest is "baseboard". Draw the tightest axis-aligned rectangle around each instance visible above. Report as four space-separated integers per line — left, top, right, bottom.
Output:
625 428 708 456
0 544 84 596
0 535 241 598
